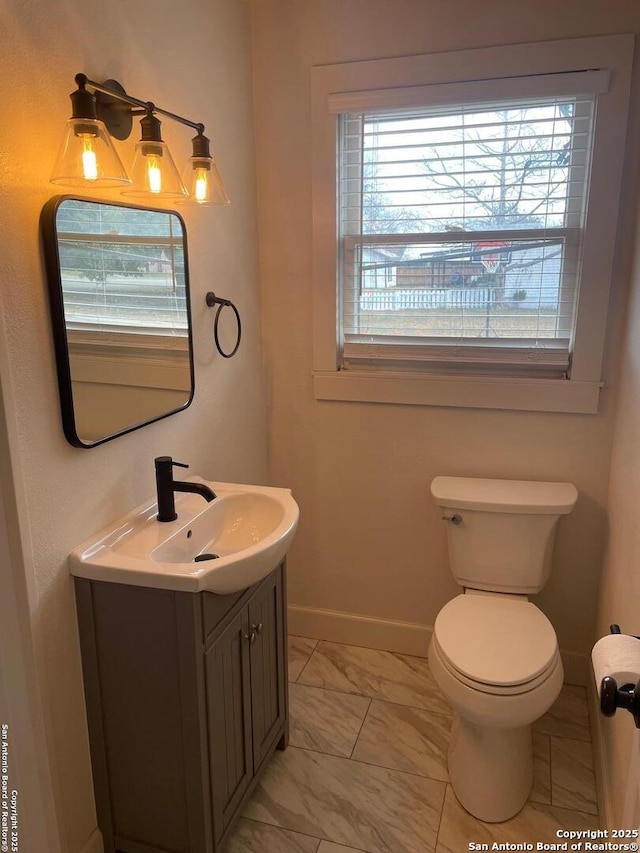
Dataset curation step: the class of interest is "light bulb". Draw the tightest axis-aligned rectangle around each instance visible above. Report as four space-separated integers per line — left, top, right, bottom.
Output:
180 131 231 206
181 156 231 206
122 110 187 198
80 137 98 180
123 136 186 199
147 155 163 193
50 118 130 187
194 167 209 202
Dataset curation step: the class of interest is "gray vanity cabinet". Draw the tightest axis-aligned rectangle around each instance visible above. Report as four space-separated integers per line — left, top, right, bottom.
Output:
205 567 286 843
248 568 287 769
75 562 288 853
206 609 255 842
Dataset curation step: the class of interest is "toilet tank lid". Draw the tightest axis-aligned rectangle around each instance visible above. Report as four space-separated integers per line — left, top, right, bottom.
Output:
431 476 578 514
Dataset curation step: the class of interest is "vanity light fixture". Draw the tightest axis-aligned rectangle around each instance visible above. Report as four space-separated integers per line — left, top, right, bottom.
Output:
50 74 230 205
121 109 186 199
50 76 130 187
183 131 231 206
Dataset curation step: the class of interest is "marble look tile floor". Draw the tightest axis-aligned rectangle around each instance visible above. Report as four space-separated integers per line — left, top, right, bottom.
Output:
223 637 599 853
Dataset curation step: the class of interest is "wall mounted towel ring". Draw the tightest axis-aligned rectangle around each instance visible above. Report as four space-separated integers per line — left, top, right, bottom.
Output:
205 292 241 358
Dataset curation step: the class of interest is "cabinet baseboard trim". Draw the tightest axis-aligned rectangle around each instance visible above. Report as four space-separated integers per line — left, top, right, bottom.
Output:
287 604 589 685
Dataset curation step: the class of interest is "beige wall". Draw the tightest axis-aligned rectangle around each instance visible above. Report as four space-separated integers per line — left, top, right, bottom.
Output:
251 0 640 673
70 381 187 443
0 0 266 850
596 190 640 823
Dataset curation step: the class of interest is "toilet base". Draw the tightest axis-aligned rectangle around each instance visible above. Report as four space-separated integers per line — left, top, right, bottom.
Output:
448 714 533 822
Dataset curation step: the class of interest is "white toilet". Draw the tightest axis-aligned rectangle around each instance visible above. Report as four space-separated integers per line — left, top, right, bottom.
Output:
428 476 578 823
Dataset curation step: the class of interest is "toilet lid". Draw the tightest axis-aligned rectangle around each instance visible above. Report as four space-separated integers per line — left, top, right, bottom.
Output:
434 595 558 687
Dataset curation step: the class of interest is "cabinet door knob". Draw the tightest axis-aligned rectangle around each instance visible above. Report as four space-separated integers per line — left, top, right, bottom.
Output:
252 622 264 635
245 631 257 645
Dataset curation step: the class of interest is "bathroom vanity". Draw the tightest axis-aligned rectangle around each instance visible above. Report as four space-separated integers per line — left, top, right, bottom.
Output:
75 561 288 853
69 477 299 853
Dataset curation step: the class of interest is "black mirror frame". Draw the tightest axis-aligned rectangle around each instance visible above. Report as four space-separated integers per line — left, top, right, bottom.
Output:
40 195 195 449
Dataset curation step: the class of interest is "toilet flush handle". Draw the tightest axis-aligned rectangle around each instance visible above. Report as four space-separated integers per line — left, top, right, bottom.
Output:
442 513 462 525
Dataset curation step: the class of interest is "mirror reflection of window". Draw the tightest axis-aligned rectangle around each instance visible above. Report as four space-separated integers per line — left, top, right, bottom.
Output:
56 201 188 336
42 198 194 448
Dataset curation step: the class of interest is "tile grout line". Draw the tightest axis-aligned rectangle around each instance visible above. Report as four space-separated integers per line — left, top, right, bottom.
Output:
348 751 449 784
432 781 449 853
291 740 450 784
533 737 600 820
548 735 599 818
287 743 450 786
293 646 319 684
294 678 453 718
288 637 320 683
548 733 553 808
237 815 326 849
349 697 373 760
534 728 591 743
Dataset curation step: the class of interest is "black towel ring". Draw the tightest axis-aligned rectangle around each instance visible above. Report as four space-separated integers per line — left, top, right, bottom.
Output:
205 292 241 358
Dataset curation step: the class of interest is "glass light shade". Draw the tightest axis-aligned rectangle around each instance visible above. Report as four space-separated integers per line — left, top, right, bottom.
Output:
182 157 231 205
50 118 130 187
121 140 187 199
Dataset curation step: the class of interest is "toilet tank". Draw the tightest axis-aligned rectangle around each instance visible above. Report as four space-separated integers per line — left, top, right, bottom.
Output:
431 477 578 594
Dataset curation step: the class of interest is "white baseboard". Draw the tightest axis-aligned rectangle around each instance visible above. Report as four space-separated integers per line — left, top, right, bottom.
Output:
288 604 590 685
78 828 103 853
288 604 432 658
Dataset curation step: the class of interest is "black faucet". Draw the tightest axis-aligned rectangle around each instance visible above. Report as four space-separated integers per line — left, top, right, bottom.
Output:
154 456 217 522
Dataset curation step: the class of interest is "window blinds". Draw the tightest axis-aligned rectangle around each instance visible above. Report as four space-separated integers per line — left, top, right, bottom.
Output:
56 204 187 336
338 93 596 376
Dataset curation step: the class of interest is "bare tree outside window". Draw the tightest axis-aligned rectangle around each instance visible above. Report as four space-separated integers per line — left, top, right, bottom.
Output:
420 106 573 231
418 105 572 305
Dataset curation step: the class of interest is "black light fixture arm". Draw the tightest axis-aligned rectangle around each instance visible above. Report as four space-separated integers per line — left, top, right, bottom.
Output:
77 73 206 137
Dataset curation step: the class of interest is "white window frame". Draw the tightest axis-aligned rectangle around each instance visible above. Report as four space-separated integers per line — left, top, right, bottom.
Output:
311 35 634 413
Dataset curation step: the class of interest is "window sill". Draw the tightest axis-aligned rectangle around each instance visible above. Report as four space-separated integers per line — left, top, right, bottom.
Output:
313 370 601 414
69 345 191 392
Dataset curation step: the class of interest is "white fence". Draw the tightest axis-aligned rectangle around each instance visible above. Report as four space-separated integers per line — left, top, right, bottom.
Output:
359 287 497 312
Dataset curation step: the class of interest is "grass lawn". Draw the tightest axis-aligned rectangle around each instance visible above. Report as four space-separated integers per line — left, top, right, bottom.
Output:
355 307 561 339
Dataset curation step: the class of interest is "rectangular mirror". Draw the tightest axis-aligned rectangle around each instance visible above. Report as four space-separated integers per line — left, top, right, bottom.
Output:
41 197 194 448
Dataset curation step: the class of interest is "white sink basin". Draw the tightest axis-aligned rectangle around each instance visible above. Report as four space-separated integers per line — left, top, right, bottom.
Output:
69 478 299 594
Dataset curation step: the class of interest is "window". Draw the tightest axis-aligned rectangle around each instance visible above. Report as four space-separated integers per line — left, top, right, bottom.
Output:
311 36 633 413
340 95 591 374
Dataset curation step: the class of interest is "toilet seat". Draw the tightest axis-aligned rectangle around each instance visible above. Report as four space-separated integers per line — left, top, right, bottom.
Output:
432 635 559 696
433 593 559 695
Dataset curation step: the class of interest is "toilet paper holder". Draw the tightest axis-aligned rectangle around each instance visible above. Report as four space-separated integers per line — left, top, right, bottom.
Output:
599 624 640 729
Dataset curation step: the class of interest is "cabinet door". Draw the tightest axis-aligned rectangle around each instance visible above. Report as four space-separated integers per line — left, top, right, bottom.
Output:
205 607 253 842
248 567 286 770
